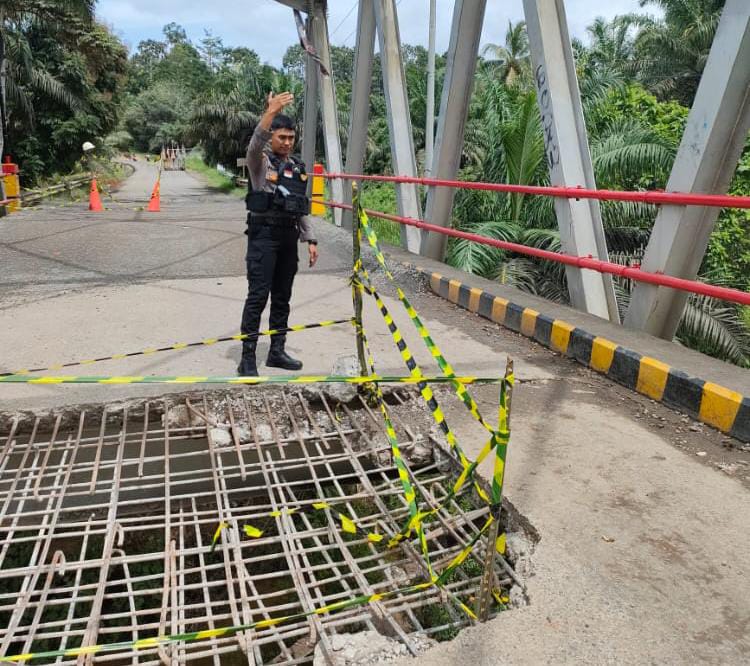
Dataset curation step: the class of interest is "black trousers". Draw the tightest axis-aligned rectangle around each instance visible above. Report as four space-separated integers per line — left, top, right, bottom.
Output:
241 223 299 354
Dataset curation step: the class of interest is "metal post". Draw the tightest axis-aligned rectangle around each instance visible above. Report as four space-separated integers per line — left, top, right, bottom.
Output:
0 19 7 218
310 4 345 227
420 0 487 260
476 358 514 621
352 184 368 379
523 0 620 323
301 15 319 200
373 0 423 253
425 0 437 176
625 0 750 339
342 0 377 230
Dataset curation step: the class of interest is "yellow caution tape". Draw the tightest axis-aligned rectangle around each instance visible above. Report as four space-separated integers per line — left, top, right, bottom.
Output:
1 318 354 377
2 514 495 663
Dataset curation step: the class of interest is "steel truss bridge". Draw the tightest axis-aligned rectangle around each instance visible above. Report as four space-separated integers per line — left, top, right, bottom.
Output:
279 0 750 342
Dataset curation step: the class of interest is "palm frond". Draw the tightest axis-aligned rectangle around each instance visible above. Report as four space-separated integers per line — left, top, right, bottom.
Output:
447 219 522 278
29 68 83 110
677 295 750 367
591 118 675 183
4 75 34 123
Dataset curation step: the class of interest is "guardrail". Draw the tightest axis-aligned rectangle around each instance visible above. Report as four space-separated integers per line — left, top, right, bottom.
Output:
322 172 750 210
21 174 92 205
323 199 750 307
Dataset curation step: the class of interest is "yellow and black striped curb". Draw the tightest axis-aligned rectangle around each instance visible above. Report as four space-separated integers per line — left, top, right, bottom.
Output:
421 271 749 443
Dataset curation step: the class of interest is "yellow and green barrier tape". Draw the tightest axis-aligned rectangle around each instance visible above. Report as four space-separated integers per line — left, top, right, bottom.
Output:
355 215 497 437
210 501 388 553
3 515 497 663
0 318 353 377
348 200 515 560
0 373 509 385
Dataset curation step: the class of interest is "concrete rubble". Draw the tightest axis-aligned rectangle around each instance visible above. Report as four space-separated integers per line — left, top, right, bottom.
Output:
313 631 437 666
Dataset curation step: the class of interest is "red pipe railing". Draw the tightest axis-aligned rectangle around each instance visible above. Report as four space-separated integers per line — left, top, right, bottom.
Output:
323 200 750 307
322 172 750 210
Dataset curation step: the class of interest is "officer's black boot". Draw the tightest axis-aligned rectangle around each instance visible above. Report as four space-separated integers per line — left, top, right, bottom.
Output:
237 341 258 376
266 337 303 371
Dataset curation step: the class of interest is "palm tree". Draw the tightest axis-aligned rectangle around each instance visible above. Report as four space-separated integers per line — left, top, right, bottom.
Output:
189 67 304 169
449 57 750 365
481 21 530 86
678 294 749 368
586 16 637 74
188 85 259 168
632 0 725 105
0 0 95 161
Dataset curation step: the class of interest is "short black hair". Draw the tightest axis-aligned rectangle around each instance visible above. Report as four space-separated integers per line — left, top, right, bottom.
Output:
271 114 296 132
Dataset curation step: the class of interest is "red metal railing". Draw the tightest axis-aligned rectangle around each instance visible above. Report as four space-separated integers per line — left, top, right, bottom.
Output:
323 200 750 307
323 172 750 210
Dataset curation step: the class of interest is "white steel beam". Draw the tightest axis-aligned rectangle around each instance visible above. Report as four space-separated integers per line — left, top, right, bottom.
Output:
310 5 345 227
301 15 319 198
625 0 750 339
373 0 422 253
342 0 377 230
425 0 437 176
420 0 487 260
523 0 620 323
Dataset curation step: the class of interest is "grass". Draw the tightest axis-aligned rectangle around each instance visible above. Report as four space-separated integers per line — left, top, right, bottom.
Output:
360 182 401 246
322 180 402 245
185 154 245 197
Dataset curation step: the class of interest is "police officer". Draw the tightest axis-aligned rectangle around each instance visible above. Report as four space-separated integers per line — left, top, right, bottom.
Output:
239 91 319 376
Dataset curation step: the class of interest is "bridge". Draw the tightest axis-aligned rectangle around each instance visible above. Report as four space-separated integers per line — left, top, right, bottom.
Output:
0 1 749 664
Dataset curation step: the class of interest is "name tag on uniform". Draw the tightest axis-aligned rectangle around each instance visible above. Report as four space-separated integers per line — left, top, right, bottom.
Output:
283 169 294 179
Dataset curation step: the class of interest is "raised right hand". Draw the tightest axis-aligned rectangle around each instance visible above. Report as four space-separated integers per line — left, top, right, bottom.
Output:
266 91 294 115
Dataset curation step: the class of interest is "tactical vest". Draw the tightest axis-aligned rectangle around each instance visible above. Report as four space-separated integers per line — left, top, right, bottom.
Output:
246 153 311 219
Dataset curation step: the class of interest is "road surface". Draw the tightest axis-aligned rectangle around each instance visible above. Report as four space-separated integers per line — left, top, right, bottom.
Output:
1 161 748 664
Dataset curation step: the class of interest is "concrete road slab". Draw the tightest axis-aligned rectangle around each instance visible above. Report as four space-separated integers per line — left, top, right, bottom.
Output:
403 385 750 664
0 273 554 412
3 163 748 664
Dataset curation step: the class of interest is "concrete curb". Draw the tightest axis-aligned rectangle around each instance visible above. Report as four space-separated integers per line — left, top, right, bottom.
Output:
418 269 749 443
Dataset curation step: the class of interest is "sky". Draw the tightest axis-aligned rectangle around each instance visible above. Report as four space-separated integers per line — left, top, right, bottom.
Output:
97 0 655 63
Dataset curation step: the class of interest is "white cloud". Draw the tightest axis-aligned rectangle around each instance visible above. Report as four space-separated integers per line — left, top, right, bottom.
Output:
97 0 653 63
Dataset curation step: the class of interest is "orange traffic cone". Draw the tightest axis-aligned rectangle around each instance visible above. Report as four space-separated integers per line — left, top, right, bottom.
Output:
88 179 104 212
147 178 161 212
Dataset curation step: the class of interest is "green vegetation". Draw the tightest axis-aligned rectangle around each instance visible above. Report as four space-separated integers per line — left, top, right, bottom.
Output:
1 0 127 184
361 183 400 246
185 152 244 196
4 0 747 365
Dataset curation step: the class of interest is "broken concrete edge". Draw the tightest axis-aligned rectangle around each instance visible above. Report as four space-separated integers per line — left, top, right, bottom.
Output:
396 264 748 444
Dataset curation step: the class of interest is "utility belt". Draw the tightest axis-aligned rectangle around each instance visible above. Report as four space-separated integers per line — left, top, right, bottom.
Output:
247 212 300 229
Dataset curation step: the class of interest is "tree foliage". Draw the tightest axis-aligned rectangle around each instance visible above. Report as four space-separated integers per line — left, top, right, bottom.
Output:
9 1 748 365
1 0 127 183
632 0 725 105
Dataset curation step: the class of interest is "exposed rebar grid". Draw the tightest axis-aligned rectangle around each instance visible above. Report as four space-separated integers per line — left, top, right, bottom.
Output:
0 388 515 664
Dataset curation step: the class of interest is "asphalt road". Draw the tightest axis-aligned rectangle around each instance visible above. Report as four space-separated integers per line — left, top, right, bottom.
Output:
0 160 351 309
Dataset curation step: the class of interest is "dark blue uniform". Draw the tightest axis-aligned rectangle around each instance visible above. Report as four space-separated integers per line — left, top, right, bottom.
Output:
239 127 315 376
